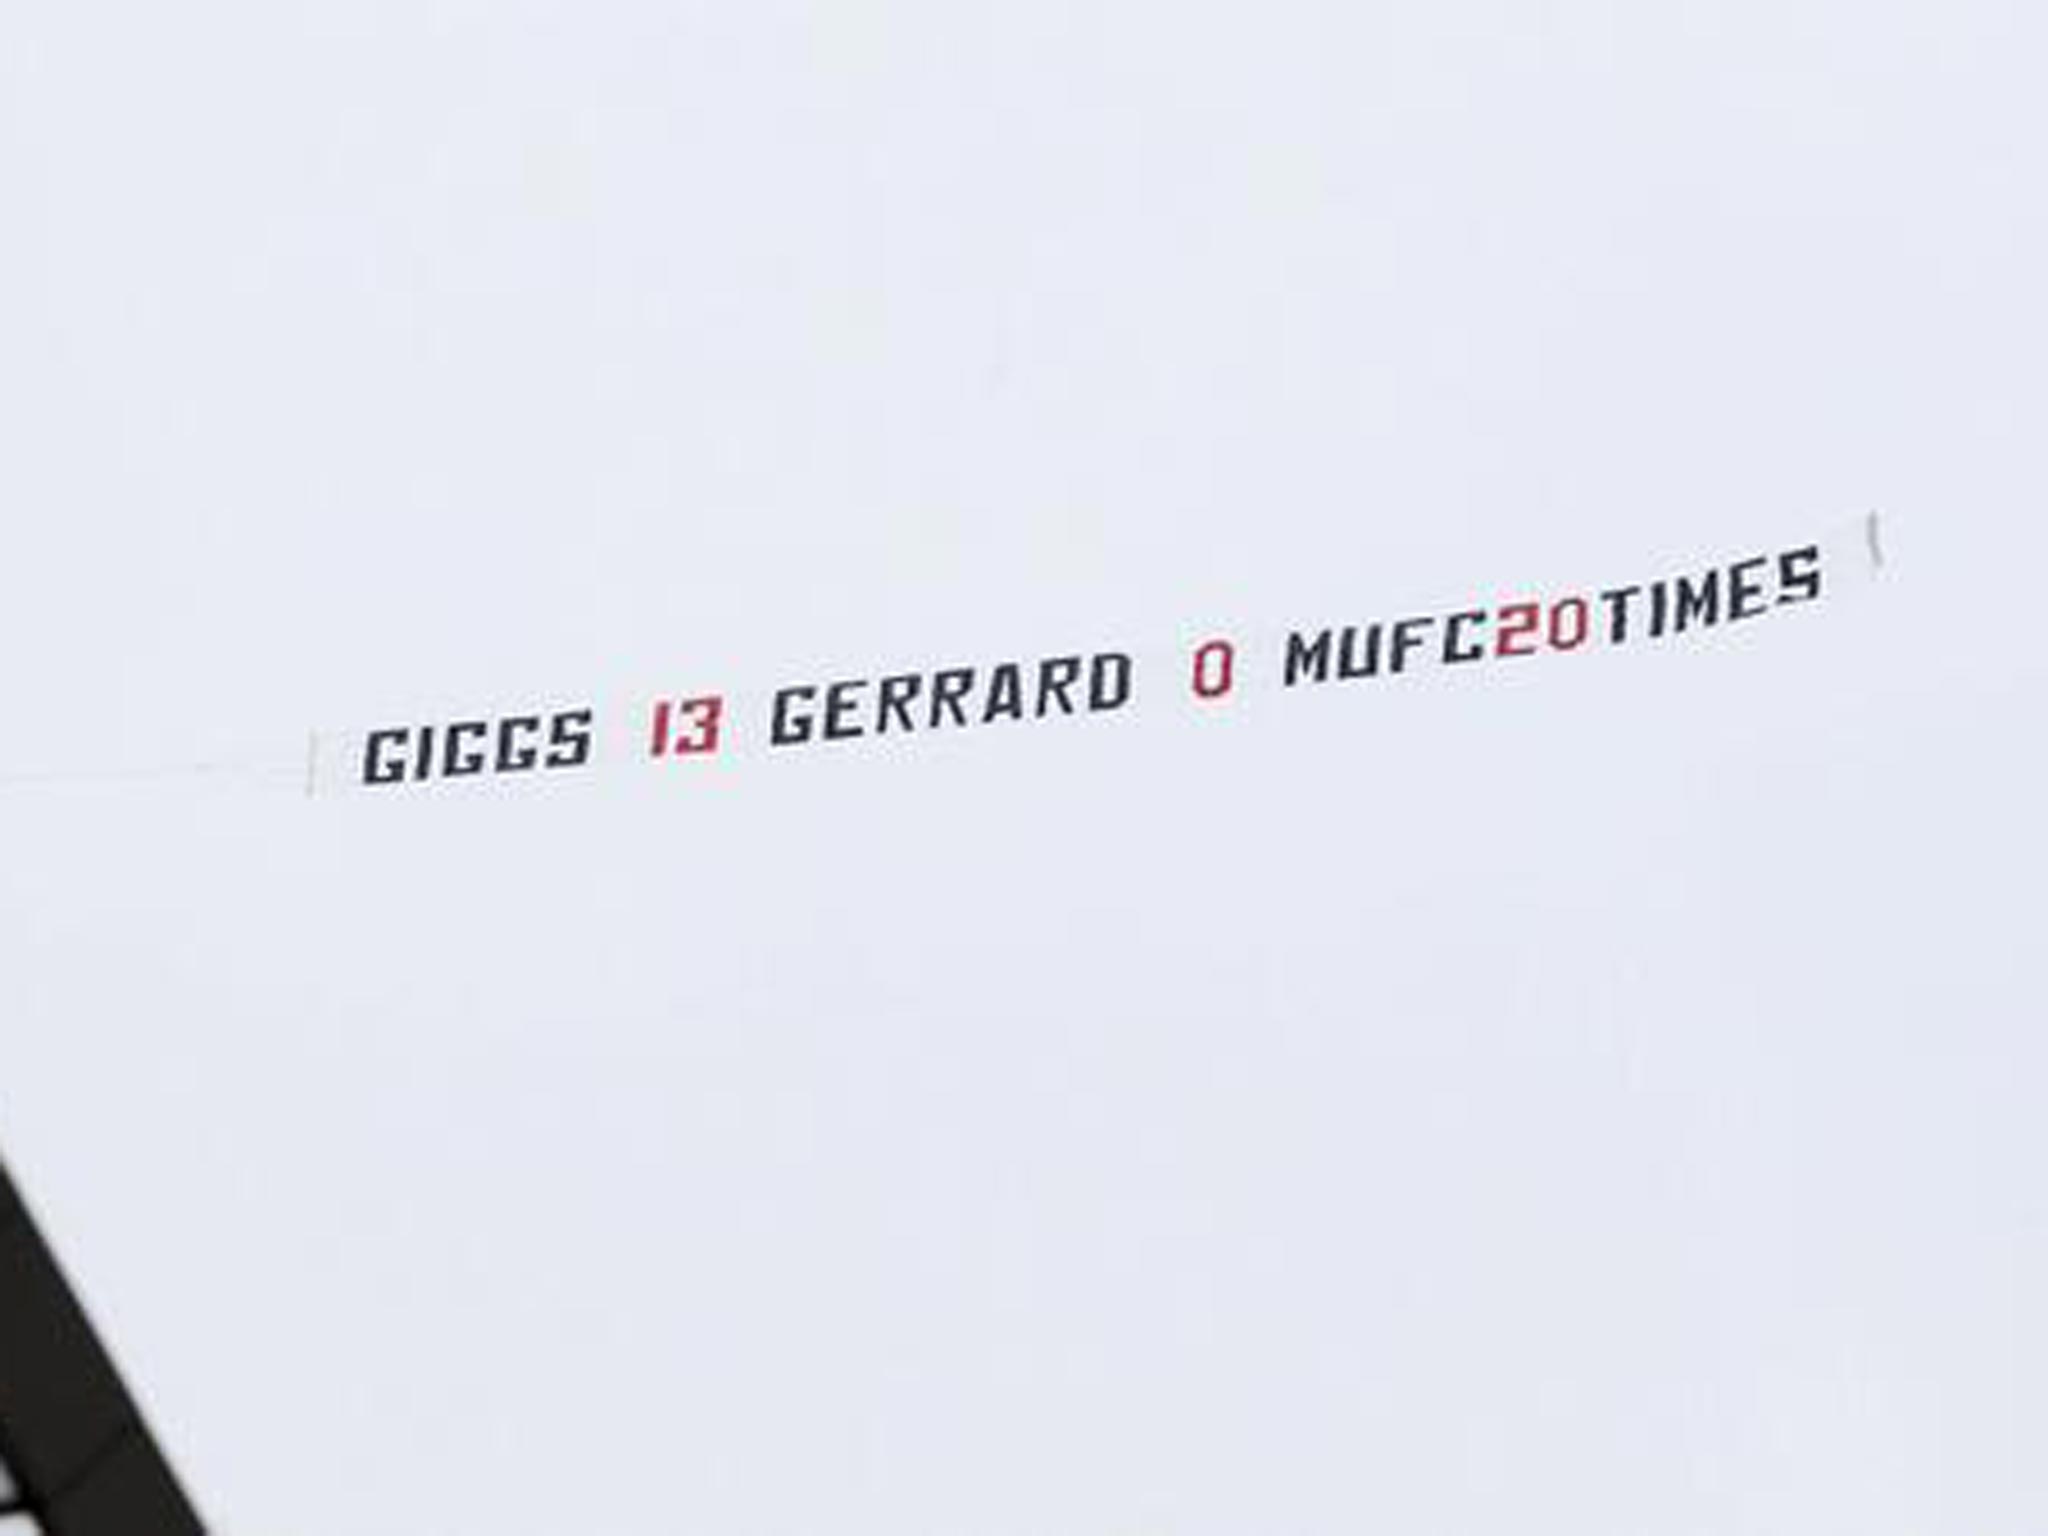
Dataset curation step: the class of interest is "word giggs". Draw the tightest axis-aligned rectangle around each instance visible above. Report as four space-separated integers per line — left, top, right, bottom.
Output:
364 710 595 784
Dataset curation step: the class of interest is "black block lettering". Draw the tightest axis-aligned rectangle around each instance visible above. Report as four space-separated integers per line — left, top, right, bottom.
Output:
1338 625 1381 680
546 710 594 769
984 664 1024 723
771 686 817 747
1444 610 1488 664
1675 570 1721 631
444 720 490 777
1089 654 1133 711
363 729 409 786
496 717 542 772
878 675 922 734
824 680 867 741
1037 656 1083 716
930 669 976 729
1285 630 1332 686
1778 545 1823 604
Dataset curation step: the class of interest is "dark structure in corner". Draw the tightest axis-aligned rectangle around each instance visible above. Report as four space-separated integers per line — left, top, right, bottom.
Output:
0 1158 204 1534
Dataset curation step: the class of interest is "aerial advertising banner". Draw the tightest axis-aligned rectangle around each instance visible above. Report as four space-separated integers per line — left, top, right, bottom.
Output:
306 516 1885 797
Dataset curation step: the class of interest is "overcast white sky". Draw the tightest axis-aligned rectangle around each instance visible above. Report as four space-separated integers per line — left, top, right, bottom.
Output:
2 2 2045 1531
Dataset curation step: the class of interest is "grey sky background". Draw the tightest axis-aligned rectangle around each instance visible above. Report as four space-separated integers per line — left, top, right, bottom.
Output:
3 2 2044 1531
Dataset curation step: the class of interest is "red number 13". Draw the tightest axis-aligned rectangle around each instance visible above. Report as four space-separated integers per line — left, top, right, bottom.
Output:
650 695 725 758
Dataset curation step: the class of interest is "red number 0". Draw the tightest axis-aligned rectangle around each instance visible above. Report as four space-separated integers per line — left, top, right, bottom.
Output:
1192 640 1236 700
1548 597 1590 651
